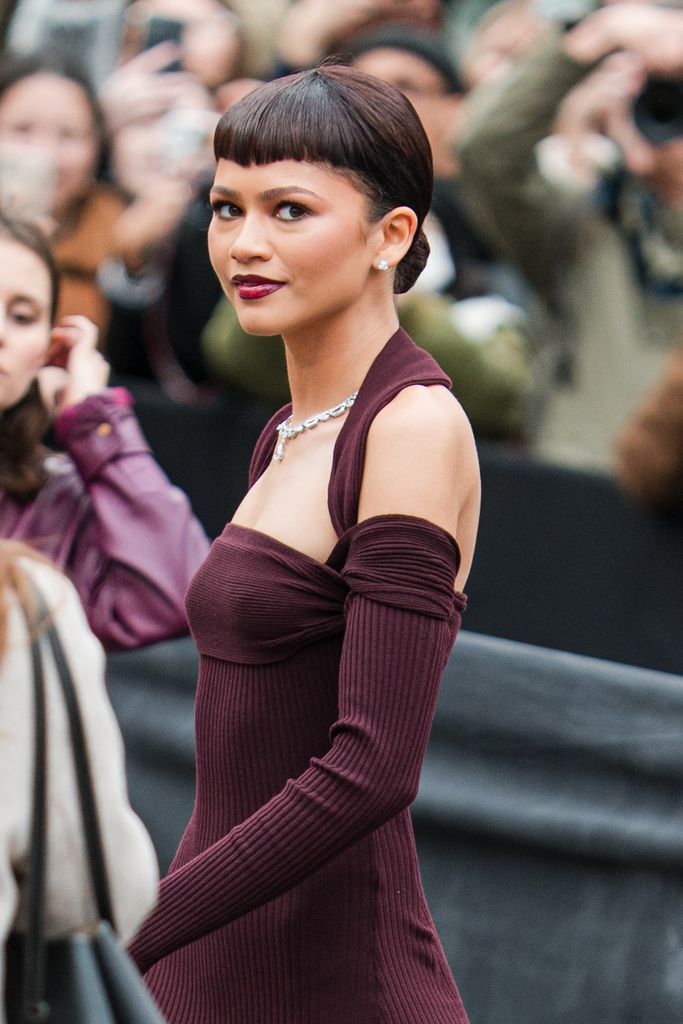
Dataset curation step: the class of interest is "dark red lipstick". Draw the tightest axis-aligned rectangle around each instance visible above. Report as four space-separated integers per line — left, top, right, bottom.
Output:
231 275 286 300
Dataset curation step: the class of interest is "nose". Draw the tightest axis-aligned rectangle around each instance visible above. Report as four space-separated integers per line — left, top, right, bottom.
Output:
228 211 272 264
12 127 57 156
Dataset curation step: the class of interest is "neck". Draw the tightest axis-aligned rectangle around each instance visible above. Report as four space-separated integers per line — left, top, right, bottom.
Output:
283 294 400 422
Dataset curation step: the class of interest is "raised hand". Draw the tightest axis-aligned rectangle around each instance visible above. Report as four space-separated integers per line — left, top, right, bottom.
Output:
39 316 109 415
100 43 201 134
565 3 683 77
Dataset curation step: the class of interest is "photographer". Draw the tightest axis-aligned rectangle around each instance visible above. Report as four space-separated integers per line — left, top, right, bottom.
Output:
458 1 683 471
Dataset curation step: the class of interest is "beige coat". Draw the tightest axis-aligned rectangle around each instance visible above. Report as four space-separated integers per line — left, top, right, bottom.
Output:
0 559 158 1021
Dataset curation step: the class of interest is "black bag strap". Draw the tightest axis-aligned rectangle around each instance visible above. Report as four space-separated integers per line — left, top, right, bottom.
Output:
19 612 49 1022
37 588 114 925
18 581 115 1021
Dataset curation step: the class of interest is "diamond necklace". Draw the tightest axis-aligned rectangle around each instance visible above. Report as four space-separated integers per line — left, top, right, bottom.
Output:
273 390 359 462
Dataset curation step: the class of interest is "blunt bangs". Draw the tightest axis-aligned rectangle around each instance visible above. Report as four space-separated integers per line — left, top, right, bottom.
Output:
213 66 433 225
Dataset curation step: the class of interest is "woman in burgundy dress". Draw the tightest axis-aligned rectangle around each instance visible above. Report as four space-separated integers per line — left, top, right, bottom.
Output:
129 64 480 1023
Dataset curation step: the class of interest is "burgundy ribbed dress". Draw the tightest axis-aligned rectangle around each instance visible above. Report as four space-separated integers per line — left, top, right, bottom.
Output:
128 329 470 1024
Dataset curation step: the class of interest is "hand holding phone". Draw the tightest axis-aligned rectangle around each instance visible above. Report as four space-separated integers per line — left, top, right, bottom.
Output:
142 15 184 72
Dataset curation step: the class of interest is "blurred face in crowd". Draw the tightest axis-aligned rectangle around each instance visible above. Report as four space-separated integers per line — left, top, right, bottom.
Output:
0 73 100 220
110 79 216 197
0 236 52 411
352 47 464 177
353 47 448 100
214 77 263 114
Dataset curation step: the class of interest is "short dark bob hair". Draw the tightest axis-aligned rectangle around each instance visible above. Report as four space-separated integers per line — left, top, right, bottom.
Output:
214 64 433 294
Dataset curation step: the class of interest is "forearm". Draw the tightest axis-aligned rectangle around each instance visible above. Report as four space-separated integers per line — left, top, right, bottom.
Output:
129 594 454 973
461 29 591 175
55 392 209 649
458 30 593 290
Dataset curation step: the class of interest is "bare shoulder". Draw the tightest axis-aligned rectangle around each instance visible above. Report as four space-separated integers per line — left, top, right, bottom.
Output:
358 384 480 538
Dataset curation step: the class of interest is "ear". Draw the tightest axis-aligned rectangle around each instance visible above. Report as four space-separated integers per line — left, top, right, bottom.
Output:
375 206 418 270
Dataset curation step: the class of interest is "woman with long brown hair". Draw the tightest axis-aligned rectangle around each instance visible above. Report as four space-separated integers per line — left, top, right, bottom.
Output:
0 213 208 650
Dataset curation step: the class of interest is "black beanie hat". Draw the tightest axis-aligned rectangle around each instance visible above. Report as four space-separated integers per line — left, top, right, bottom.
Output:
345 26 463 96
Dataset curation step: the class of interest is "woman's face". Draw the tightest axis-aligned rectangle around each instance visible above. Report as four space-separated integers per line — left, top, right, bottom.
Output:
0 73 100 219
208 159 382 338
0 237 52 412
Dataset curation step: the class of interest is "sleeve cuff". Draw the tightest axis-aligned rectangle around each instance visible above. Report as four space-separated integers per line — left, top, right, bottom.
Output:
54 390 149 482
96 256 166 310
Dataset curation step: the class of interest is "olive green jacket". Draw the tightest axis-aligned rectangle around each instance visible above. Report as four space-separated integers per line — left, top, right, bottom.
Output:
201 290 533 441
458 31 683 471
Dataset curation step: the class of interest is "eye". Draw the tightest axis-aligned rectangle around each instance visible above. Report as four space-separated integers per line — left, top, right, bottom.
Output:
211 200 242 220
11 309 37 326
275 202 309 222
8 298 42 325
7 121 34 137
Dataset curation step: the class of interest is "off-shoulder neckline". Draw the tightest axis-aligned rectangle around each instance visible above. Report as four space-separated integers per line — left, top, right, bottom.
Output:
223 514 465 598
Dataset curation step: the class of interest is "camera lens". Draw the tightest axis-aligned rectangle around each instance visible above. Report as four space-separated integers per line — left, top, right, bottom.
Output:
633 79 683 145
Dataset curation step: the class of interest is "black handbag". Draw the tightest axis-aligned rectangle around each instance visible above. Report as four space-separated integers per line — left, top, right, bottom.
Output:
4 586 166 1024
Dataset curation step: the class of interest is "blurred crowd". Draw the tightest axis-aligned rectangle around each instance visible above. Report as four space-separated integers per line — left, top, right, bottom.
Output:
2 6 681 1012
0 0 682 511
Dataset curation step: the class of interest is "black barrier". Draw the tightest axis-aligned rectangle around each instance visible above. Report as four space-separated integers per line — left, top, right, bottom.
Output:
108 632 683 1024
466 444 683 675
415 632 683 1024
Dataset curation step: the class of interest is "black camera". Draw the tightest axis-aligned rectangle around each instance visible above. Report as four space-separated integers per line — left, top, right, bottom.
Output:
633 79 683 146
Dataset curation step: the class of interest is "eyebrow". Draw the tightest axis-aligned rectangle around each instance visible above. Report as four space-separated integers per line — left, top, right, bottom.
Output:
209 185 321 202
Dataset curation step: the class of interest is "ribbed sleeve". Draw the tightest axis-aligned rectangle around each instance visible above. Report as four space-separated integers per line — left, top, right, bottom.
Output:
128 519 461 975
339 514 462 617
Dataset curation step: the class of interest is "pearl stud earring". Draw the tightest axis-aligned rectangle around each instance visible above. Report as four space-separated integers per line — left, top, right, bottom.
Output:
377 259 390 271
